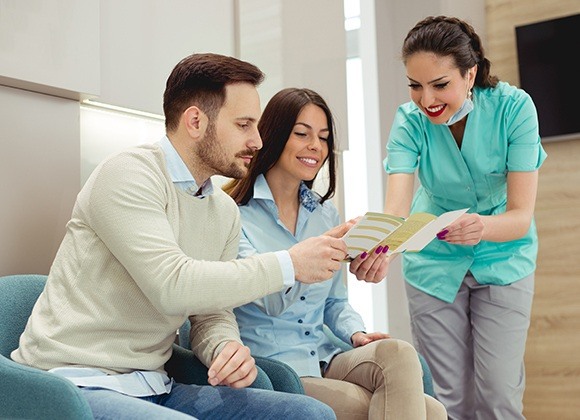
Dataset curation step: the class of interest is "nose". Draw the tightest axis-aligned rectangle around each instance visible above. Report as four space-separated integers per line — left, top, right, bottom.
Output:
308 135 322 151
420 88 435 108
248 125 262 150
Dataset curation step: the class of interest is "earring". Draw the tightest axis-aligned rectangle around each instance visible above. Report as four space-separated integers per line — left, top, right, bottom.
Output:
467 89 473 100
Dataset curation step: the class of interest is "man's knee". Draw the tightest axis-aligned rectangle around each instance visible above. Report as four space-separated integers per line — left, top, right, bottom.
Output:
296 394 337 419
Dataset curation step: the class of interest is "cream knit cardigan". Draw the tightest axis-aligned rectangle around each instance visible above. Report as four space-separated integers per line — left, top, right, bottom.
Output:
12 144 284 374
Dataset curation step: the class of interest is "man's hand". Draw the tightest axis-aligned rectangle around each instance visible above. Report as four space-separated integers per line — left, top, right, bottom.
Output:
323 217 361 238
348 245 391 283
351 331 391 348
288 236 347 284
207 341 257 388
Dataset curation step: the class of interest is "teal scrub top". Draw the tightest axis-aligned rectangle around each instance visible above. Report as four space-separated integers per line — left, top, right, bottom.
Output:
384 82 547 303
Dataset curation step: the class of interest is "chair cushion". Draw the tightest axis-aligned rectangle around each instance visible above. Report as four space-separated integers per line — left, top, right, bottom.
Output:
0 274 47 357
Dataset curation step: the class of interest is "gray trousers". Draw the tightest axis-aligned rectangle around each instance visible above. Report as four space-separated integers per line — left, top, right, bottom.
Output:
406 273 534 420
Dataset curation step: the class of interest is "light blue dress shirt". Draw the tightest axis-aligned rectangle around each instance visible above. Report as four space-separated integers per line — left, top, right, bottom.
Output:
234 174 366 377
384 82 547 303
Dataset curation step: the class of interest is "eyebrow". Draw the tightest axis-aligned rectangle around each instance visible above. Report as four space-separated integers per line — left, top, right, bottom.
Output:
294 122 329 132
236 116 258 122
407 76 448 85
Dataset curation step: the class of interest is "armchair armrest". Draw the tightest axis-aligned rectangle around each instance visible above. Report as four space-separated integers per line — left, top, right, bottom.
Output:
0 355 93 420
175 321 300 392
166 344 274 390
254 356 305 394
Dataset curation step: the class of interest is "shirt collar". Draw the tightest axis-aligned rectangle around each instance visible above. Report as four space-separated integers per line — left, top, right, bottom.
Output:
158 136 214 197
254 174 319 213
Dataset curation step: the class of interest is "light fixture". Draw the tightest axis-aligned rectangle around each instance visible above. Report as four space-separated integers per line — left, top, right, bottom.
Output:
81 99 165 121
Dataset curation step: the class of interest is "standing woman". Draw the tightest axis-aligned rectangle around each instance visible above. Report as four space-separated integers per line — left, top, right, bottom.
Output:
383 16 547 420
226 87 446 420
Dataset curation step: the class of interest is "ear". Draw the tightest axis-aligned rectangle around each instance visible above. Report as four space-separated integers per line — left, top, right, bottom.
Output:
182 106 208 140
468 64 478 88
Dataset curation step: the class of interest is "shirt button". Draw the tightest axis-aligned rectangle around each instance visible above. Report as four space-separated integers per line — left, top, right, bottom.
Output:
300 296 306 301
298 319 303 324
466 186 471 191
310 351 316 356
305 331 310 336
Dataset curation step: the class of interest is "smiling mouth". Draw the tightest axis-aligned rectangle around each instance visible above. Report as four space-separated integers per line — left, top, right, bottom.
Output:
424 104 446 117
298 157 319 167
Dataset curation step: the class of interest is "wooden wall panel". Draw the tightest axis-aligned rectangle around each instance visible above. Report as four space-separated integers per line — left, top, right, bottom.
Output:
486 1 580 418
524 139 580 419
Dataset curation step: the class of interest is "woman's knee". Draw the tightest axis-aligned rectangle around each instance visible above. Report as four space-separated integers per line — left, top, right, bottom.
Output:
425 394 448 420
372 339 420 367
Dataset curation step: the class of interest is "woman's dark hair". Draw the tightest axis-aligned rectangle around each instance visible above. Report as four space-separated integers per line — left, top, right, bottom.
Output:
225 87 337 206
402 16 499 88
163 53 264 132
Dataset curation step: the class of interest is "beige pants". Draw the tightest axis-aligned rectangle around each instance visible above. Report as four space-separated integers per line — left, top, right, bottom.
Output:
301 339 447 420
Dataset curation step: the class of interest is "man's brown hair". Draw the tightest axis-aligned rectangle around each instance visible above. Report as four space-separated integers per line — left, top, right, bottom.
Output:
163 53 265 132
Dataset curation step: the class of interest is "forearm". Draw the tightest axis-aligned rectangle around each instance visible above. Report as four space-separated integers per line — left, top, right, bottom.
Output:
481 170 538 242
189 311 242 367
384 173 415 217
481 209 534 242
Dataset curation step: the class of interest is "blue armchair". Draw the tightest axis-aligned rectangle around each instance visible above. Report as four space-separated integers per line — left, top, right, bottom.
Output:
0 274 93 419
0 274 302 419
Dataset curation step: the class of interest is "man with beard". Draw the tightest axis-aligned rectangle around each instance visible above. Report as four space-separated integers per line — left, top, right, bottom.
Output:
11 53 387 419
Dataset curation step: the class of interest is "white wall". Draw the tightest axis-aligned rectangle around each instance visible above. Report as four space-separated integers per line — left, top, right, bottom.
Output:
0 0 99 99
0 85 80 275
98 0 236 115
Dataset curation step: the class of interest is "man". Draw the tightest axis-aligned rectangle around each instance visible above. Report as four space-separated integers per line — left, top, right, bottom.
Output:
12 53 386 419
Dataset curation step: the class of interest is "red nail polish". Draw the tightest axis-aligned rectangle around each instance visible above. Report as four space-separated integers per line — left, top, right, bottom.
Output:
375 246 383 254
360 252 368 259
382 245 389 253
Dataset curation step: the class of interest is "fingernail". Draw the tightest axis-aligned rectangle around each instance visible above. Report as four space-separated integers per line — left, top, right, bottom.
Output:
382 245 389 253
360 252 367 259
437 229 448 239
375 246 383 254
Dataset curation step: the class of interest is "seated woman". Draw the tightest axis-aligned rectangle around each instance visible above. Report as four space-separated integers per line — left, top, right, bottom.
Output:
225 87 447 420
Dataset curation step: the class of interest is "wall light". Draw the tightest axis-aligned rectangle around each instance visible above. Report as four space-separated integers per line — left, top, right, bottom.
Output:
81 99 165 121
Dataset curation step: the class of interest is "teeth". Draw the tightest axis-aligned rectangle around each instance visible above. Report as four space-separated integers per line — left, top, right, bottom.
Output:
299 158 317 165
427 105 444 112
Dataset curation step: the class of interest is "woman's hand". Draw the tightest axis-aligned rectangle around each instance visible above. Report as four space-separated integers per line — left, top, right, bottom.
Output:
351 331 391 348
348 245 391 283
437 213 485 245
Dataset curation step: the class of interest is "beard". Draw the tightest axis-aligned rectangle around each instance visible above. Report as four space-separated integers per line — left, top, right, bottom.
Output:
197 123 255 180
